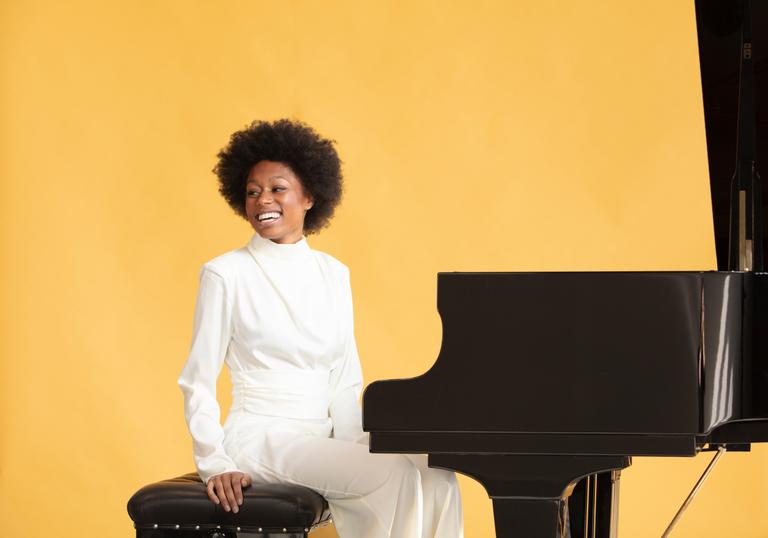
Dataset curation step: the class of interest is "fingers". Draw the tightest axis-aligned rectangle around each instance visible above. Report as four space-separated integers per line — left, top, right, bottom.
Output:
207 472 252 512
220 475 238 513
213 476 231 512
232 474 244 507
206 478 220 505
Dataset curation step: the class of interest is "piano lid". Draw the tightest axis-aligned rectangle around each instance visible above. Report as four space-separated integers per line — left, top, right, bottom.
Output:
695 0 767 270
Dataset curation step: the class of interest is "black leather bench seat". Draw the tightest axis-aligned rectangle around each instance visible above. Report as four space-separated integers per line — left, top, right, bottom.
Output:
127 472 332 537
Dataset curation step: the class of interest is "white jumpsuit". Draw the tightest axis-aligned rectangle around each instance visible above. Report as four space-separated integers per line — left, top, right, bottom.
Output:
177 232 464 538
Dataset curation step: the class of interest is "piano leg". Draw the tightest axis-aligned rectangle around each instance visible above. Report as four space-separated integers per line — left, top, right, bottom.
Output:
429 454 630 538
567 470 622 538
492 497 568 537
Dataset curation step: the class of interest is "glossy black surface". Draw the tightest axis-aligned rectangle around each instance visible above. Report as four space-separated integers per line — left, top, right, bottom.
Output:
697 0 767 270
127 472 331 536
366 272 700 443
429 454 629 538
363 272 768 453
704 271 768 442
362 270 768 538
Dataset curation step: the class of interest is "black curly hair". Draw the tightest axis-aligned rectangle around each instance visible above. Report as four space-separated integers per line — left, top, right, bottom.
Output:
213 118 343 235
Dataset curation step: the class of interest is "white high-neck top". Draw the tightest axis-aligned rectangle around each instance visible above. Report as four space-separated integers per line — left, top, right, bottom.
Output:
177 231 365 484
247 231 312 260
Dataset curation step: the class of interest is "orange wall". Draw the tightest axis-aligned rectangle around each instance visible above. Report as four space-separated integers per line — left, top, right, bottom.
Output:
2 1 766 536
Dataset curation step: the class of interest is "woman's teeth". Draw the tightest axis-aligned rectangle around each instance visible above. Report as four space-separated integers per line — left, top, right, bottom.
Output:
257 212 281 222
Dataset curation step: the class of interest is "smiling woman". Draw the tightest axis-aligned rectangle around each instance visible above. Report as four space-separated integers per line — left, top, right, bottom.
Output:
245 160 314 244
175 118 464 538
214 118 343 237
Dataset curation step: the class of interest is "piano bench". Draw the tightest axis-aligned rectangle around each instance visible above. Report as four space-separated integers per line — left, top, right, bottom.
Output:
127 472 332 538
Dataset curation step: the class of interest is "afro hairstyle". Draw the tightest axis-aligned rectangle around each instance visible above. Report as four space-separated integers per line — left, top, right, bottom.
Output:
213 118 343 234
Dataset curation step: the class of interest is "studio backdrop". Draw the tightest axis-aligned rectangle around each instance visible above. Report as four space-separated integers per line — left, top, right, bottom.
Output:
2 1 766 537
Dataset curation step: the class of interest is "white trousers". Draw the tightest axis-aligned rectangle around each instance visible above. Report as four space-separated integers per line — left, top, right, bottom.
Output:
234 431 464 538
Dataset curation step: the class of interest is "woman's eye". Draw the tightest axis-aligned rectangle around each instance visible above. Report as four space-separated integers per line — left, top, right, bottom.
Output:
246 187 284 196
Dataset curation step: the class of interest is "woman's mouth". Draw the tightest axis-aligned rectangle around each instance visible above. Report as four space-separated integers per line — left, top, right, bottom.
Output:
256 211 282 226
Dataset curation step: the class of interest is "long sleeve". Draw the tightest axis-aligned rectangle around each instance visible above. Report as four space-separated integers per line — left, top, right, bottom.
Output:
328 265 368 445
177 265 241 484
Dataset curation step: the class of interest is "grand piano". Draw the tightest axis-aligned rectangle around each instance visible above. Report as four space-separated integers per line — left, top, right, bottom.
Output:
361 1 767 536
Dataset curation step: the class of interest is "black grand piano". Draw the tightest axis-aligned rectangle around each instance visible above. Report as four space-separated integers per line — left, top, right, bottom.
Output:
362 1 768 536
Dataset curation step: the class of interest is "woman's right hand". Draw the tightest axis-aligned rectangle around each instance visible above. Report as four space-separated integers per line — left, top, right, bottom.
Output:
206 471 252 513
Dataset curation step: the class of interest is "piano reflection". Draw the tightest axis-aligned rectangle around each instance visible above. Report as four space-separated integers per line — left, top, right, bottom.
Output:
361 1 768 537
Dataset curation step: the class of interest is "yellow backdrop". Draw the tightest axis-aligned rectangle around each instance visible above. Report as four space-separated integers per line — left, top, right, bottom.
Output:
3 1 767 536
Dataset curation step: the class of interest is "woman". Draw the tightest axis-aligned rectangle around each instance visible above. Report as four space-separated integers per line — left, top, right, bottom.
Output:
177 118 464 538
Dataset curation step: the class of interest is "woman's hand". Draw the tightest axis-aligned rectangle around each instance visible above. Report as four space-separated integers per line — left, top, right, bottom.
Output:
206 471 252 513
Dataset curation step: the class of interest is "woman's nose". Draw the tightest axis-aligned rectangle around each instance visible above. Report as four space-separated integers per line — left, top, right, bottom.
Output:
258 191 273 204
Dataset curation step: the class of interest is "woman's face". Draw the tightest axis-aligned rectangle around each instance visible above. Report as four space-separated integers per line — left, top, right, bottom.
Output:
245 160 314 244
